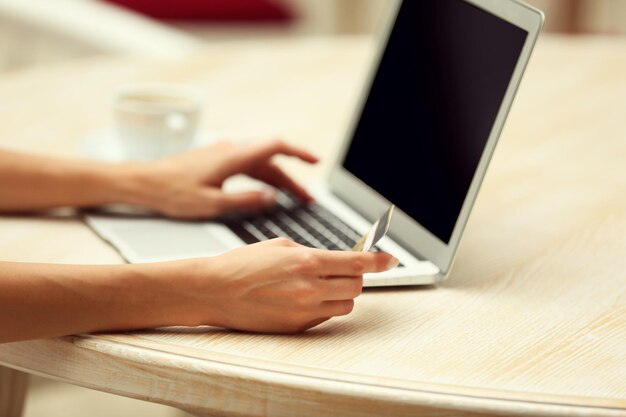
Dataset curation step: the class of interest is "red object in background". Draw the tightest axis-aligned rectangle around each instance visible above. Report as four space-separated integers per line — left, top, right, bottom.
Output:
104 0 294 22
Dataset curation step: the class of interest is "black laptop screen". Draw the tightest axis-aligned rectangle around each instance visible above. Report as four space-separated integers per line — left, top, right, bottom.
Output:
342 0 528 244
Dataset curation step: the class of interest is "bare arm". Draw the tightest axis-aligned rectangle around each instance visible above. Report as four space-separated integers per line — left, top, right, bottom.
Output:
0 139 317 216
0 261 181 343
0 140 399 342
0 150 136 212
0 240 398 343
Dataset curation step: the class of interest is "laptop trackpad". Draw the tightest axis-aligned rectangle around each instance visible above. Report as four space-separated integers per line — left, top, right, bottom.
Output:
88 217 236 262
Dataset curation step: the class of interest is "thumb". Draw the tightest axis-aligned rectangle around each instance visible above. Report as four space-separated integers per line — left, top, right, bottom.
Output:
210 189 277 214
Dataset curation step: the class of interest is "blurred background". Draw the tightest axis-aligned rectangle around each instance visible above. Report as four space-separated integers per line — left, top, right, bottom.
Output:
1 0 626 73
1 0 624 416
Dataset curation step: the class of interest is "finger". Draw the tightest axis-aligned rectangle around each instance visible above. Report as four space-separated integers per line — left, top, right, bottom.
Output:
318 276 363 301
320 299 355 317
253 163 315 202
291 317 330 333
310 250 400 276
238 139 319 166
207 189 276 215
262 237 301 248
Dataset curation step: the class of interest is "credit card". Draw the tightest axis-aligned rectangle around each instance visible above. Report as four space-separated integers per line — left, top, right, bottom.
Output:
352 205 395 252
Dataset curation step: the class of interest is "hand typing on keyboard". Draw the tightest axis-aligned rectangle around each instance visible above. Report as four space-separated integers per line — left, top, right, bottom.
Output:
117 139 319 219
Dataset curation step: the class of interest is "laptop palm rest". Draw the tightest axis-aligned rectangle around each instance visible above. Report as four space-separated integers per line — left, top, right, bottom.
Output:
85 216 239 263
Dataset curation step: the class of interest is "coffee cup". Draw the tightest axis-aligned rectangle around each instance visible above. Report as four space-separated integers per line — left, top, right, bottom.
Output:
113 84 203 161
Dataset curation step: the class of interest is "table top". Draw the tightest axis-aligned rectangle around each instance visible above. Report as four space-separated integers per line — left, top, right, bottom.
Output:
0 35 625 417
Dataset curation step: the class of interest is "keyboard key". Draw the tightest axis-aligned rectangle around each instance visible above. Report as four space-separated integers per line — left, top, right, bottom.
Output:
224 192 383 252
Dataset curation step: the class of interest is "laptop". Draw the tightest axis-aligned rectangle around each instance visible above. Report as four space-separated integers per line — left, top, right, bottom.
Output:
86 0 544 287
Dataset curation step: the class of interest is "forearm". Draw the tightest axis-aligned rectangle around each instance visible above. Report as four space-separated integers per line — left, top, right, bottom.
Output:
0 150 146 212
0 261 201 343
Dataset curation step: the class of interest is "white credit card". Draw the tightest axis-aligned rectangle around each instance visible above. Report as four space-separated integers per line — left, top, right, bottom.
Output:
352 205 395 252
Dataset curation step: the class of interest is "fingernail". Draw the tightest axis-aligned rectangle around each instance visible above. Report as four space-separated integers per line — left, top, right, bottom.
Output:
262 189 277 206
387 257 400 270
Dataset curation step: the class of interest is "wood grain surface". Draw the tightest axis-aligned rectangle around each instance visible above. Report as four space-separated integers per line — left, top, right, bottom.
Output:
0 35 625 417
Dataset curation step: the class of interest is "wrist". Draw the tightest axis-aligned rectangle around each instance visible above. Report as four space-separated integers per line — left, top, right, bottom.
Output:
94 162 156 208
129 258 224 329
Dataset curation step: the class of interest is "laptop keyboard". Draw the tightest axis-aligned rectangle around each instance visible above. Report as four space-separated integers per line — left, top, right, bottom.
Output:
224 193 378 251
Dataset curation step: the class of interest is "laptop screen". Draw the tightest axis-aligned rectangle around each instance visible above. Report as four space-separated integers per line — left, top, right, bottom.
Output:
342 0 528 244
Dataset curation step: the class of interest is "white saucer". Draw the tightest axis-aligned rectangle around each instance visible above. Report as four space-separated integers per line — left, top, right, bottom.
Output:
78 129 218 163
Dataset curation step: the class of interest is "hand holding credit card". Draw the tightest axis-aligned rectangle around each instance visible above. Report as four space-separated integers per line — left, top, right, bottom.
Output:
352 205 395 252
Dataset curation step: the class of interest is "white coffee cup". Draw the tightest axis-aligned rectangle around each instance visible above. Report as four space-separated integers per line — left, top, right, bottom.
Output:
113 84 203 161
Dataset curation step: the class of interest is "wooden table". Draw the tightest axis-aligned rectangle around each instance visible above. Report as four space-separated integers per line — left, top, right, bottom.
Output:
1 35 625 417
